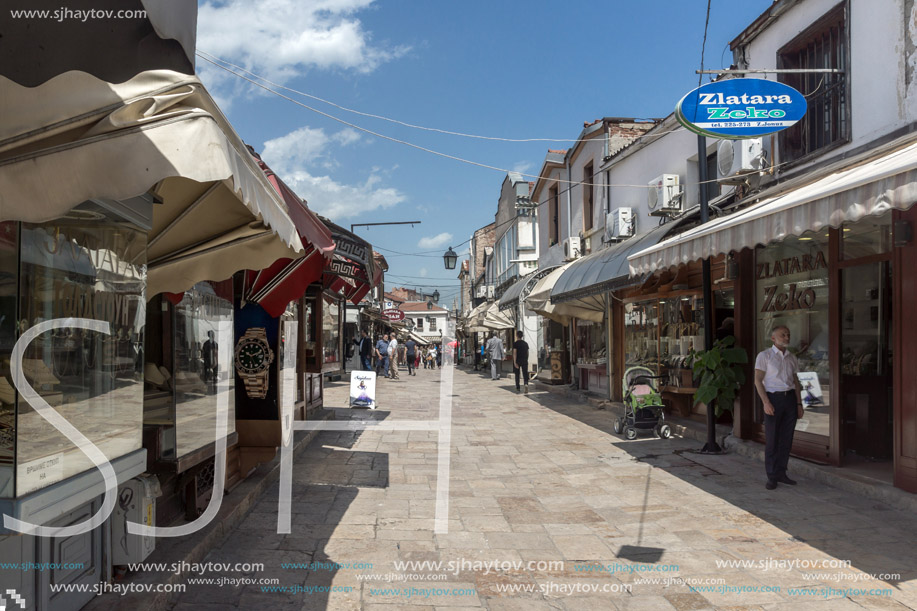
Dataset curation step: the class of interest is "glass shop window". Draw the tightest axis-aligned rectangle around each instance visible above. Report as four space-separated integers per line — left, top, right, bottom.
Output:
15 210 146 496
322 295 340 364
0 222 18 497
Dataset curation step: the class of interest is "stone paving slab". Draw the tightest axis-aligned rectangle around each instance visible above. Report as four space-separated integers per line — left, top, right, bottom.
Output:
163 365 917 610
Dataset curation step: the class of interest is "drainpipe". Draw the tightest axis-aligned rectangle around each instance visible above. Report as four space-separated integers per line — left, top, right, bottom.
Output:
565 156 577 387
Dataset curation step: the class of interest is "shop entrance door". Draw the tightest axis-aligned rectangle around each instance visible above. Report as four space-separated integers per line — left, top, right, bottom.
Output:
840 260 893 469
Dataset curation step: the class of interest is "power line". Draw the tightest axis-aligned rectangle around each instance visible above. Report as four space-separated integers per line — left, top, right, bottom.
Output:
197 53 700 191
197 49 660 145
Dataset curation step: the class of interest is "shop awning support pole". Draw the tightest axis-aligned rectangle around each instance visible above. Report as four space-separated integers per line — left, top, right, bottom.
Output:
697 134 722 454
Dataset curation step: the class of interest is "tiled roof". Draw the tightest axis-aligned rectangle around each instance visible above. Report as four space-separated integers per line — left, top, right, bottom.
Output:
399 301 448 312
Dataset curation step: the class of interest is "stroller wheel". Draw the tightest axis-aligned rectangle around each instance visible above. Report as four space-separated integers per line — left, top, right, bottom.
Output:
657 424 672 439
613 418 622 434
624 427 638 440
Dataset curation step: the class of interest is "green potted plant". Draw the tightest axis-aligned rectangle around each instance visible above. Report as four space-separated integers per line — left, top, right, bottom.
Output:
689 336 748 416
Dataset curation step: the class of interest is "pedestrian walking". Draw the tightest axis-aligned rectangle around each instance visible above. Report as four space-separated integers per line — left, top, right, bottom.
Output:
486 332 505 380
375 334 390 378
430 345 438 369
388 332 400 379
512 330 529 394
753 325 803 490
405 338 417 376
414 348 422 371
357 329 372 371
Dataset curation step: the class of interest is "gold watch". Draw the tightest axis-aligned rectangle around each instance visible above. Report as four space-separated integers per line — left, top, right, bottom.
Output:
234 327 275 399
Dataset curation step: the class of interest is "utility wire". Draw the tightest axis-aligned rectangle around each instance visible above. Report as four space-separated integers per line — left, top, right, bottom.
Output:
699 0 712 88
198 49 662 145
198 52 702 190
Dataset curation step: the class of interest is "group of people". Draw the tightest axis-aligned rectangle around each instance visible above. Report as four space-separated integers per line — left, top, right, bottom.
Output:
355 330 441 379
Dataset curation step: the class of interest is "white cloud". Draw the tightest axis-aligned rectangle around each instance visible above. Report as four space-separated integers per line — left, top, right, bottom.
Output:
418 268 428 277
261 125 405 220
198 0 410 90
418 232 453 249
512 161 534 174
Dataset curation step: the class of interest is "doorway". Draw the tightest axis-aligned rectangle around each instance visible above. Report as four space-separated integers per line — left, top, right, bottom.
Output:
839 214 894 481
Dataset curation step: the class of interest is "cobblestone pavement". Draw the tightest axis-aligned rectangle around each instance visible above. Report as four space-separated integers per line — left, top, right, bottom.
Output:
169 364 917 610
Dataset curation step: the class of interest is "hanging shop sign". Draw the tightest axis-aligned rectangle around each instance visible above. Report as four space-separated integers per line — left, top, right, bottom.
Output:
383 308 405 321
676 78 807 139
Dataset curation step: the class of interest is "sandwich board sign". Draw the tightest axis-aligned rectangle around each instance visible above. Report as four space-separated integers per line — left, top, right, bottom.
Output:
676 78 807 139
350 370 377 409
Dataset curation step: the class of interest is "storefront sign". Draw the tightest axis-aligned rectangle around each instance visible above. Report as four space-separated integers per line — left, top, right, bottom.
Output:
756 251 827 279
676 78 807 139
383 309 405 321
761 283 816 312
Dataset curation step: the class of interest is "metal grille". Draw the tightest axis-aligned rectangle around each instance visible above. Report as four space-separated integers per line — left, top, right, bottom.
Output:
778 6 847 163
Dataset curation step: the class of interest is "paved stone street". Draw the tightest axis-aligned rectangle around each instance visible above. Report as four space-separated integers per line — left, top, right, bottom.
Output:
169 363 917 610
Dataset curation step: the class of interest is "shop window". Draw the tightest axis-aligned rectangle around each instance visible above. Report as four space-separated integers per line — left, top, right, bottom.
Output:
755 233 831 436
0 222 18 497
840 211 892 260
170 281 235 457
777 4 848 163
583 162 594 232
279 301 299 414
322 295 341 365
624 301 660 372
14 209 146 496
576 320 605 365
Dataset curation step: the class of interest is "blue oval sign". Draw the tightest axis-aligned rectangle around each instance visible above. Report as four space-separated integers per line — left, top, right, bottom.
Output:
676 78 807 139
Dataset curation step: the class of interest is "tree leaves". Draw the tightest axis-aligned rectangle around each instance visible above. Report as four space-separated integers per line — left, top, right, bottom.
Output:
690 335 748 415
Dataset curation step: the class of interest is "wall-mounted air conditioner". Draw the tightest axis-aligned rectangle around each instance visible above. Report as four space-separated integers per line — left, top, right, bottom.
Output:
563 236 582 260
604 207 634 242
487 285 495 299
717 138 764 184
475 285 486 298
647 174 682 216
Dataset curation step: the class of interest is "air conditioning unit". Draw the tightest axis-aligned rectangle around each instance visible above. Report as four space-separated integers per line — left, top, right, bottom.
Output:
563 236 582 260
647 174 682 216
717 138 764 184
487 285 495 298
604 207 634 242
475 285 486 298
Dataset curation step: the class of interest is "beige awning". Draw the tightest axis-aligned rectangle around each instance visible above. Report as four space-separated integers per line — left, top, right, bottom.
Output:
525 264 572 324
0 70 304 296
629 138 917 275
482 302 515 330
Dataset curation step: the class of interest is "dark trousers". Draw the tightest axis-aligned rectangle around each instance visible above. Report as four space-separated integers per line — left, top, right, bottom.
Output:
407 353 415 375
514 365 529 389
765 390 798 481
361 356 372 371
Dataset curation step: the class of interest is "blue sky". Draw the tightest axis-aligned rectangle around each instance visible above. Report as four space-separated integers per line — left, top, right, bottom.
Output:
196 0 773 307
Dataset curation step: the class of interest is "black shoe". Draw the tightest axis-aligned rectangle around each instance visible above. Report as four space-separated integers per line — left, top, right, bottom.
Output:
776 475 797 485
765 480 777 490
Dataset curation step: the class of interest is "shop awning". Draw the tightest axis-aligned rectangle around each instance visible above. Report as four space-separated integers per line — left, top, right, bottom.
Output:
320 218 381 305
497 275 528 311
0 70 305 297
464 301 492 331
0 0 197 87
551 221 684 304
525 264 572 324
629 138 917 275
244 158 336 317
482 302 515 330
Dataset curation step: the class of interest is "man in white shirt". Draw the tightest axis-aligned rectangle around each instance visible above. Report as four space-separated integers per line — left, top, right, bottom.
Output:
388 332 400 380
753 325 803 490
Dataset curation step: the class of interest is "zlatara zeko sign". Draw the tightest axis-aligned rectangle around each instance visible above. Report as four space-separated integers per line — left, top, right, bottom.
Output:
676 78 807 139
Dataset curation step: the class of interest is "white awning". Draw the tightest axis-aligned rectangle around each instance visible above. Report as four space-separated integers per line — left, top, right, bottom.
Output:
0 70 304 296
629 139 917 275
482 302 515 330
525 264 572 324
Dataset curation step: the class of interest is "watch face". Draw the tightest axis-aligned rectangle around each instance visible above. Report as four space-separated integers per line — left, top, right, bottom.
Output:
235 338 272 374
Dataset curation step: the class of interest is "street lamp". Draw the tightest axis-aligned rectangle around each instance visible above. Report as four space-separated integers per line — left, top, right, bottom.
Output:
443 246 457 270
432 290 440 303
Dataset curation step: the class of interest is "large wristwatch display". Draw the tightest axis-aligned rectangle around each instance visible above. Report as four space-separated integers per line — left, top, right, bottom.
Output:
234 327 275 399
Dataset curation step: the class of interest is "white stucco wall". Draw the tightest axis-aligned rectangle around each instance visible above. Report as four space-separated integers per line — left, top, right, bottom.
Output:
735 0 909 165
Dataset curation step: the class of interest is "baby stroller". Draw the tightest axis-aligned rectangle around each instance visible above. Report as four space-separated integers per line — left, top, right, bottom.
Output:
613 366 672 440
